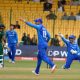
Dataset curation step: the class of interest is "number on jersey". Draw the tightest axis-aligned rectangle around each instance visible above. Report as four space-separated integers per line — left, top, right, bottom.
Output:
43 30 47 39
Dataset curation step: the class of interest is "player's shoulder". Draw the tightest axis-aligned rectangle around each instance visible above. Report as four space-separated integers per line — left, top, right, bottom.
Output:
38 24 42 27
39 25 46 30
36 24 42 30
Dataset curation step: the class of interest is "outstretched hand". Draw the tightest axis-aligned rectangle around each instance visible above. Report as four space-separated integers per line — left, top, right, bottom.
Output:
19 18 26 22
58 33 64 37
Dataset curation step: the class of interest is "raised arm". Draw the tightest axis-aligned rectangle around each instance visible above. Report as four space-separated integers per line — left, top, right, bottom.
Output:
58 33 69 45
20 18 41 29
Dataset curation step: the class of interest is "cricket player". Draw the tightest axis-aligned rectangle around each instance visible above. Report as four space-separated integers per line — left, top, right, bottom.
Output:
0 24 5 68
20 18 56 75
58 33 80 69
6 24 18 64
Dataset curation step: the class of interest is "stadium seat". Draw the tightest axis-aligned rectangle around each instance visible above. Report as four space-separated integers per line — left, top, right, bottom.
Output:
3 0 10 4
30 4 37 11
64 5 71 13
52 4 58 11
0 1 80 41
70 6 77 13
77 6 80 11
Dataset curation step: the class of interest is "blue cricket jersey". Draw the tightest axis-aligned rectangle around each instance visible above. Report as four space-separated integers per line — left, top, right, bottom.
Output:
26 22 51 48
61 36 80 55
6 30 18 45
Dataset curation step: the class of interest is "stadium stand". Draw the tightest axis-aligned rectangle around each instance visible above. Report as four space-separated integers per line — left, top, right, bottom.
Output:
0 0 80 43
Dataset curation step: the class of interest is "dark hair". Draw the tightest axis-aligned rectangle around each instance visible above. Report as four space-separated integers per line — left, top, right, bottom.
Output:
0 23 5 29
10 24 15 29
10 24 15 27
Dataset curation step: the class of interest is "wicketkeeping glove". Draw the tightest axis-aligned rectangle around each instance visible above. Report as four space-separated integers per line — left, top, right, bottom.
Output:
70 49 77 54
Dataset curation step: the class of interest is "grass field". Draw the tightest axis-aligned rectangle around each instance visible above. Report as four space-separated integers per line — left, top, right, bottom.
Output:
0 60 80 80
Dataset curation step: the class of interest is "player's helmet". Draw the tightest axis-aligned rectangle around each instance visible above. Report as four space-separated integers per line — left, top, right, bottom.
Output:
69 35 75 39
0 23 5 29
34 18 43 23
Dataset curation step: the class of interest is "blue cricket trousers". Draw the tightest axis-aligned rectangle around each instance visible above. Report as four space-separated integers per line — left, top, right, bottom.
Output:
64 54 80 69
35 46 55 74
8 44 16 61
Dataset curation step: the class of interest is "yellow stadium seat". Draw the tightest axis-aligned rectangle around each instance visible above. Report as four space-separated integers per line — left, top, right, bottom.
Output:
67 20 75 34
0 4 4 7
71 6 77 12
64 5 70 12
4 7 11 10
53 0 58 4
54 20 62 34
25 7 30 11
61 20 69 34
66 0 71 5
0 1 80 41
75 21 80 37
6 3 11 7
52 4 58 11
10 4 18 7
0 0 3 3
9 0 15 4
35 2 41 5
29 1 35 4
31 7 37 11
30 4 37 11
31 4 37 8
12 6 18 10
37 4 43 8
77 6 80 11
64 5 70 9
37 7 43 11
19 3 24 7
25 4 30 8
56 12 63 19
3 0 10 3
0 7 5 10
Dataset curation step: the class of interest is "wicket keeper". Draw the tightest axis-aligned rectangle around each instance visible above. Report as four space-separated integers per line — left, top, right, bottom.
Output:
58 33 80 69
